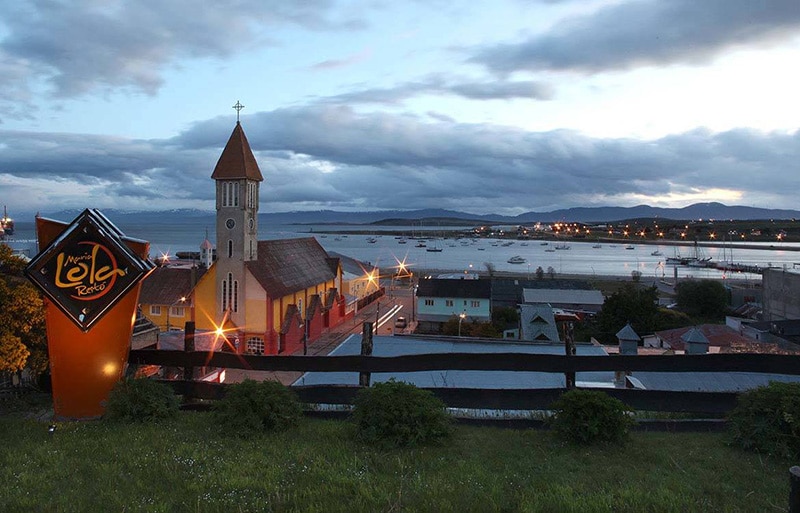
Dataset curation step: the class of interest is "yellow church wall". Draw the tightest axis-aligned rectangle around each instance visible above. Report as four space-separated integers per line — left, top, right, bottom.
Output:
271 279 337 328
244 268 267 333
192 264 218 332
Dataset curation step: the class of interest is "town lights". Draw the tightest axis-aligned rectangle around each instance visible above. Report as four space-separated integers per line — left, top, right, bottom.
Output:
458 311 466 337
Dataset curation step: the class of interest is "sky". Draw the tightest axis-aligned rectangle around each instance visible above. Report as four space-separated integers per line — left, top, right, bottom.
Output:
1 0 800 218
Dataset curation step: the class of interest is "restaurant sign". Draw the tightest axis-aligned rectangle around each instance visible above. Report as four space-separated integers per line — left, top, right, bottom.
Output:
25 209 155 332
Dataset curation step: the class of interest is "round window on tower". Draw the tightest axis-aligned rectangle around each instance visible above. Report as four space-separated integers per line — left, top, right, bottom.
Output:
248 218 254 231
226 218 235 230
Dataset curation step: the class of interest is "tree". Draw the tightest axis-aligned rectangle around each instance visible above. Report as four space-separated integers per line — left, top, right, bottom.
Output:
546 266 556 279
592 283 660 345
535 266 544 280
675 279 729 320
0 249 47 374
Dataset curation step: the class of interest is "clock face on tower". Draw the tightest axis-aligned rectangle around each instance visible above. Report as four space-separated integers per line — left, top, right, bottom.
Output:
226 218 235 230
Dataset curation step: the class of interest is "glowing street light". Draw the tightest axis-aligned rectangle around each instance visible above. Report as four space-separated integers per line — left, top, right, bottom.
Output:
458 311 466 337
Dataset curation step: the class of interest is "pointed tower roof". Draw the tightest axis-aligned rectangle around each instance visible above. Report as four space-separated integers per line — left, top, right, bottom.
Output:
210 122 264 181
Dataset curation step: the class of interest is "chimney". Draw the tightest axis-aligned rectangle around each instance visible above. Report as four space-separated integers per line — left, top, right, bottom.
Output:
681 327 709 355
614 323 640 388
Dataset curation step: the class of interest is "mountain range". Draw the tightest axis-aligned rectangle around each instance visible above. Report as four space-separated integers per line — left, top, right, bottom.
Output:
41 202 800 226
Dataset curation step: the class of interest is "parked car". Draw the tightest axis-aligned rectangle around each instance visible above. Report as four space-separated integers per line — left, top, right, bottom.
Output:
394 316 407 329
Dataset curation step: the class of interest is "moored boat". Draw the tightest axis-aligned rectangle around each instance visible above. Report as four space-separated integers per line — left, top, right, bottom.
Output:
507 255 526 264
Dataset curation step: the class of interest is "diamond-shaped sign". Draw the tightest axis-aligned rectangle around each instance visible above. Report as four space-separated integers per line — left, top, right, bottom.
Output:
25 209 155 332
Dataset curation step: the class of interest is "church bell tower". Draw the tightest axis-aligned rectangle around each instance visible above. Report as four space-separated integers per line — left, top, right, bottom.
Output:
210 102 264 326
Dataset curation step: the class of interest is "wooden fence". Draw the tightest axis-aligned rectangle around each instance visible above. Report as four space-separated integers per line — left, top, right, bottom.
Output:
128 328 800 420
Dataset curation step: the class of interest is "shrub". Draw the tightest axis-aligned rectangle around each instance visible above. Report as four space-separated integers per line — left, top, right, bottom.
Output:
213 379 302 436
104 377 180 422
727 381 800 459
352 379 452 447
548 389 635 445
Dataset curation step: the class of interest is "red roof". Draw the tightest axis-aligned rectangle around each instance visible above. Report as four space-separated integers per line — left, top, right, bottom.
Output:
210 122 264 181
654 324 752 351
245 237 339 298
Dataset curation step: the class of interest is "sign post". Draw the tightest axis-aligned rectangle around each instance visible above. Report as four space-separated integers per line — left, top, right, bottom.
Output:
25 209 155 420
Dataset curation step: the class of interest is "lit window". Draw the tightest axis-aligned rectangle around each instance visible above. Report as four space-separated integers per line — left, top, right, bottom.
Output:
170 306 185 317
150 305 161 316
246 337 265 355
471 301 480 308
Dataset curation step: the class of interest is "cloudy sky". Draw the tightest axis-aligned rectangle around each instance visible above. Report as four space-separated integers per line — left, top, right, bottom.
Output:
1 0 799 217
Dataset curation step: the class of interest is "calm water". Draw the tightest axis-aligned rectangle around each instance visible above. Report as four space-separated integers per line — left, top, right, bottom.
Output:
8 220 800 281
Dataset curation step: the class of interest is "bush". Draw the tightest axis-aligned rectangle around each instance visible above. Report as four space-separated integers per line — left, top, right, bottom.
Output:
352 379 452 447
104 377 180 422
213 379 302 436
548 389 635 445
727 381 800 459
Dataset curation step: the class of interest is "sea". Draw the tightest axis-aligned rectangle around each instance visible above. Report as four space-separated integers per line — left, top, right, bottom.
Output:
7 218 800 282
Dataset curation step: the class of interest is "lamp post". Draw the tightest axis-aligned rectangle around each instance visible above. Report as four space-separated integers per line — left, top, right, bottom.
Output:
458 311 466 337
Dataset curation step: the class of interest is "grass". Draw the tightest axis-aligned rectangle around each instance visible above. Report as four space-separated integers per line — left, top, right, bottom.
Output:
0 405 793 512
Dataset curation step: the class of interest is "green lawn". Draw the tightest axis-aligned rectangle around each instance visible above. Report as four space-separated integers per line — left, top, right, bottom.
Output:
0 409 792 512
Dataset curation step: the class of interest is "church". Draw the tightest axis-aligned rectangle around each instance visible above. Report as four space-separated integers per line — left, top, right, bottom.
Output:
139 116 347 355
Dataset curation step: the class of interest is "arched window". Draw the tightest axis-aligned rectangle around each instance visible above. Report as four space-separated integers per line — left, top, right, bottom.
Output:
233 280 239 313
227 239 233 258
222 280 228 311
227 273 233 312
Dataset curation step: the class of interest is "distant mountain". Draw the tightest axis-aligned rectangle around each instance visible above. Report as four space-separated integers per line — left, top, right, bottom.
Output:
40 202 800 226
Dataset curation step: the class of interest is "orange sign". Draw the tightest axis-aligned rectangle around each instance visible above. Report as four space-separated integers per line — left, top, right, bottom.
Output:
26 209 153 332
25 209 155 419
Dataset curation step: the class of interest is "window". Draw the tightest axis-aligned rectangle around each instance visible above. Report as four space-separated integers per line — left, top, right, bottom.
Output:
233 280 239 313
170 306 185 317
222 181 240 207
227 273 234 312
471 301 481 308
222 280 228 311
227 240 233 258
246 337 265 355
150 305 161 316
425 299 434 306
445 299 454 307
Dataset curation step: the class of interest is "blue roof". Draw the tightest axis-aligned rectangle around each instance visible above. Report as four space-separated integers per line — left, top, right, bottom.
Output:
293 336 614 388
631 371 800 392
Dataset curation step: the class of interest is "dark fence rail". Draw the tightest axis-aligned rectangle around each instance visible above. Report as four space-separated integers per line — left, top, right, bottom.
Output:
128 350 800 415
129 350 800 375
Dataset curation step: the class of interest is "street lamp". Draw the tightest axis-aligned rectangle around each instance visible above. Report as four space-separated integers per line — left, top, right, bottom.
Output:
458 311 466 337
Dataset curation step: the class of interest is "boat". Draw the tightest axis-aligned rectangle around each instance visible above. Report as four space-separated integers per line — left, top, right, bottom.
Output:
651 250 663 256
545 248 555 253
592 243 602 249
625 245 635 250
415 242 427 248
507 256 526 264
426 246 443 252
367 237 377 244
0 206 14 238
540 242 549 246
554 242 570 250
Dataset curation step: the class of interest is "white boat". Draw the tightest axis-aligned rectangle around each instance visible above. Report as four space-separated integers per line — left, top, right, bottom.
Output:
651 250 662 256
507 255 526 264
554 243 570 250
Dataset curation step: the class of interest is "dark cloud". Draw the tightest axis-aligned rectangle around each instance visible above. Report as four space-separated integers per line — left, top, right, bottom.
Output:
320 75 552 104
3 107 797 216
469 0 800 73
0 0 360 116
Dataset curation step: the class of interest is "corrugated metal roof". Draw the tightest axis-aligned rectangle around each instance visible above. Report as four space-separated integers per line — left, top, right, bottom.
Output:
294 337 613 388
655 324 751 351
246 237 338 298
522 288 604 306
210 122 264 181
616 323 641 342
327 251 376 277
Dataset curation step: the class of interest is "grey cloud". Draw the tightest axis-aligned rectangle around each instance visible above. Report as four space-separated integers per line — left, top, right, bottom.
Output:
3 108 799 216
0 1 358 109
469 0 800 73
321 76 552 104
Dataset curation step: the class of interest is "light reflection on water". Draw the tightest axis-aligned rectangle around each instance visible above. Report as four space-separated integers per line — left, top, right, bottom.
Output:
9 221 800 280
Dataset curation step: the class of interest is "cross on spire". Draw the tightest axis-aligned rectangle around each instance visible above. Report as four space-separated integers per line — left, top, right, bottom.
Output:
233 100 244 122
